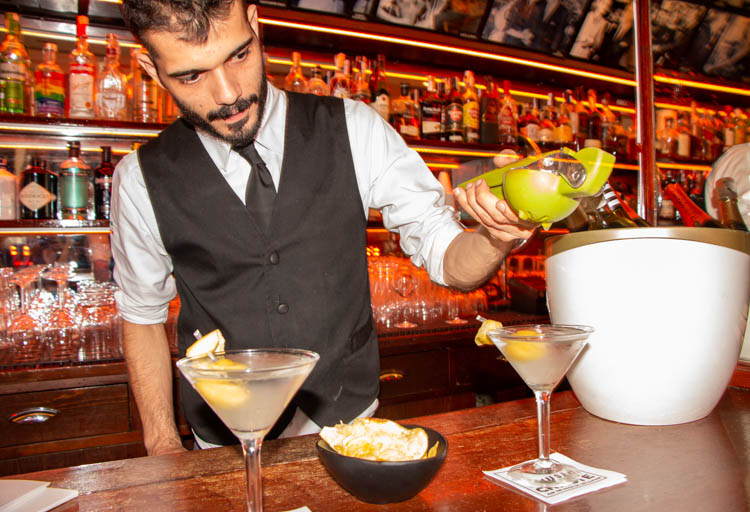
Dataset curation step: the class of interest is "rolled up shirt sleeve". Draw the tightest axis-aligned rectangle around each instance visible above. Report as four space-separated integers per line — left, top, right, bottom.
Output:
110 151 177 325
345 100 464 285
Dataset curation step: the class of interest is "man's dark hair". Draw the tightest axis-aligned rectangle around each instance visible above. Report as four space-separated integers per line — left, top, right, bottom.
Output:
120 0 236 56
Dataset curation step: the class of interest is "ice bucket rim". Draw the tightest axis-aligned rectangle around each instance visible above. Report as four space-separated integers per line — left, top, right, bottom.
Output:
544 227 750 258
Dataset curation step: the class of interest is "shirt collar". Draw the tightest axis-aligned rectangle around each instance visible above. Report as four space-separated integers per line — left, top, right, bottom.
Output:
195 81 286 172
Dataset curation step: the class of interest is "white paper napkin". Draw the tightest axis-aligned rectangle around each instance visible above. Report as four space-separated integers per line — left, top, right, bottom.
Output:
483 453 627 504
0 480 77 512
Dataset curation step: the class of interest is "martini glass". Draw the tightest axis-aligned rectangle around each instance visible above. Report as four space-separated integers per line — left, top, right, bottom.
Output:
488 324 593 486
177 348 319 512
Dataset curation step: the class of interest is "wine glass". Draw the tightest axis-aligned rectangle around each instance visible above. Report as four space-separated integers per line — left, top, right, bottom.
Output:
392 266 417 328
8 267 46 364
445 289 468 325
42 263 80 362
488 324 593 486
177 348 319 512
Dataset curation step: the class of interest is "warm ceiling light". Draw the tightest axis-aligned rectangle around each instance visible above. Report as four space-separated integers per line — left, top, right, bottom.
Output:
655 75 750 97
413 147 499 158
0 143 133 154
0 27 141 48
425 162 459 169
0 123 159 138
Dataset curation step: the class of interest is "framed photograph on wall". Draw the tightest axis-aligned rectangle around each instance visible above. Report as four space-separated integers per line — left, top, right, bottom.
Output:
700 12 750 79
651 0 707 69
375 0 491 37
568 0 633 68
480 0 590 56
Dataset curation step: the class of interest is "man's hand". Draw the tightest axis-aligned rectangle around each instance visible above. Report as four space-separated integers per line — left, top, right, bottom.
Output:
453 178 537 245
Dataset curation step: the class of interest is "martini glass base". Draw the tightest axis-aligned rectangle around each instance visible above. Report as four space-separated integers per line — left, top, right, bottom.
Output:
507 458 581 486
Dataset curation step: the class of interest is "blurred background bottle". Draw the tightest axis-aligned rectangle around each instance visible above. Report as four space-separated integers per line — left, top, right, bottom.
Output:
94 146 114 220
60 141 90 220
68 15 95 119
370 54 390 121
34 43 64 118
284 51 308 93
0 12 31 115
0 156 18 220
307 65 329 96
462 70 479 144
131 48 158 123
96 34 127 121
20 157 57 220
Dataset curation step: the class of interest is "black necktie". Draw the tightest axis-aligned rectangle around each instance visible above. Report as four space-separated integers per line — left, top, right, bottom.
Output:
236 141 275 231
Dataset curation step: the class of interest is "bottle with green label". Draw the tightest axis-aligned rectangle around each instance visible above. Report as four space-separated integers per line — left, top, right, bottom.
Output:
60 141 90 220
0 12 30 114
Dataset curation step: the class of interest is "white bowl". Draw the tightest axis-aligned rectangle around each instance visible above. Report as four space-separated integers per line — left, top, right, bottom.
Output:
545 228 750 425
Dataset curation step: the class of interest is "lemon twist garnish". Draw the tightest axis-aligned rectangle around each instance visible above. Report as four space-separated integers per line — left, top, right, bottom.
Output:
186 329 226 358
474 316 503 346
194 379 249 409
503 329 547 362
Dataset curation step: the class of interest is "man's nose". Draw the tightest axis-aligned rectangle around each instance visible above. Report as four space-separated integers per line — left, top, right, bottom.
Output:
211 67 241 106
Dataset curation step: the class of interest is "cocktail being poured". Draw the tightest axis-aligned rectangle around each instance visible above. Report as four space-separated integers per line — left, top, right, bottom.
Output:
488 324 593 486
177 343 319 512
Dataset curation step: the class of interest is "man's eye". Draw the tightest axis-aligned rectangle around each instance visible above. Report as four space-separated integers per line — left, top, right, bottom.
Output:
234 48 249 61
179 73 201 84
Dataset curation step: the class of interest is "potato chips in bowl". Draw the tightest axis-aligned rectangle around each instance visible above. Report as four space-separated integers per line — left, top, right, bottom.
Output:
319 418 439 461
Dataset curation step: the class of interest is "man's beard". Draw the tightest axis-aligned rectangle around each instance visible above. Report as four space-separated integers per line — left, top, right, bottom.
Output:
173 77 268 147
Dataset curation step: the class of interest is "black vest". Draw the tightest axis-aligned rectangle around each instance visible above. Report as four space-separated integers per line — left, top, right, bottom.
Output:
138 93 380 444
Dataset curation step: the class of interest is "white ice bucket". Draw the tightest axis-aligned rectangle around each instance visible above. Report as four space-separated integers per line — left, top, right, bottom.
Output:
545 227 750 425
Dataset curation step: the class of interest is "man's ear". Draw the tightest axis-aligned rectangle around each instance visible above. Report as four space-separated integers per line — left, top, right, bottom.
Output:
247 3 259 37
135 49 165 89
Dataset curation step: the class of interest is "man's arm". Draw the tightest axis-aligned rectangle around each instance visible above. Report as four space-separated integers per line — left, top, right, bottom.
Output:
123 320 186 456
445 178 536 290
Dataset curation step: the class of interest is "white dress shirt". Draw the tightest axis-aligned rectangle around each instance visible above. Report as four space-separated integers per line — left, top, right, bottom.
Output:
110 83 464 324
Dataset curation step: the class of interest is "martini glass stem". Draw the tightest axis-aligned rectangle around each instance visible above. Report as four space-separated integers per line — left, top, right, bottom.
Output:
535 390 553 470
241 437 263 512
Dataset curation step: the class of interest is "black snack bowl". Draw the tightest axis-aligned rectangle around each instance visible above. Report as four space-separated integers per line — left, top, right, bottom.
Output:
316 425 447 504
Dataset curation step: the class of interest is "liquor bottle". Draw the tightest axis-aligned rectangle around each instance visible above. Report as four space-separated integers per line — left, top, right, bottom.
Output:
723 106 736 151
391 83 419 139
19 157 57 219
95 34 127 120
0 12 30 114
689 101 706 161
662 173 724 228
498 80 518 148
574 86 589 150
676 111 691 159
0 156 17 220
716 177 748 231
60 141 90 220
444 76 464 143
689 170 706 211
329 53 351 99
420 75 442 140
350 56 370 103
131 48 158 123
68 15 96 119
707 113 725 162
557 91 574 149
160 90 180 123
479 77 499 145
599 93 617 153
307 65 329 96
370 54 390 121
518 99 540 144
284 51 308 93
461 70 479 144
584 89 602 149
538 92 557 151
597 182 639 228
34 43 65 118
437 79 448 141
658 117 679 159
562 90 578 143
94 146 115 220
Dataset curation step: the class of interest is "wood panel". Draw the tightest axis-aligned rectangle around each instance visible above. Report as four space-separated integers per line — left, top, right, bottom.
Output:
0 384 130 449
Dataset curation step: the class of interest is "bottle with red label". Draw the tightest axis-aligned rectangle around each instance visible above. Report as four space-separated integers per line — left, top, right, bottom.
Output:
68 15 95 118
479 77 499 145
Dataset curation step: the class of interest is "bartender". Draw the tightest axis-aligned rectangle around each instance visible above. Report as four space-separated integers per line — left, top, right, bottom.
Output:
113 0 535 455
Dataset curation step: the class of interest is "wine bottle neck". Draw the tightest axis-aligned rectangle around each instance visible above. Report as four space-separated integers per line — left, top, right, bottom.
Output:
663 183 723 228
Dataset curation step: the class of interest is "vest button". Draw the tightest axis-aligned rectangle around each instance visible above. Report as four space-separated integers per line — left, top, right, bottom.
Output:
277 303 289 314
269 251 280 265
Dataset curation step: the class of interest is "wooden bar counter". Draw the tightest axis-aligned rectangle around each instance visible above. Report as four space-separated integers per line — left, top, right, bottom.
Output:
4 387 749 511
